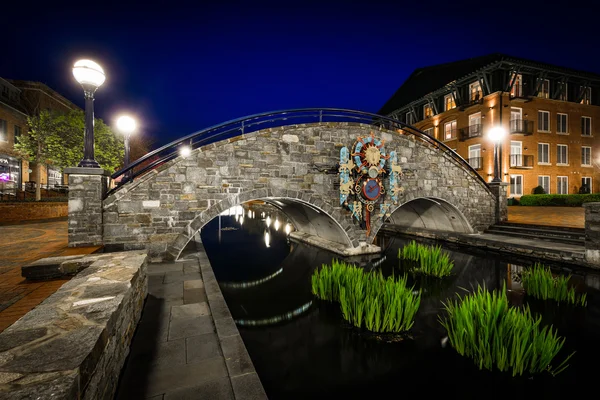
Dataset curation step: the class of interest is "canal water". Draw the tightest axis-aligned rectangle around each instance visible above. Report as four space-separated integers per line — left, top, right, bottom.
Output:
200 206 600 399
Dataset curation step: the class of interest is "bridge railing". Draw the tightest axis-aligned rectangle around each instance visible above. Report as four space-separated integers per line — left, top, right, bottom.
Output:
109 108 489 195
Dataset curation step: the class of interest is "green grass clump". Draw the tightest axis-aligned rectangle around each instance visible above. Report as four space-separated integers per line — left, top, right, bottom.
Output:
521 263 587 306
398 240 454 278
311 260 421 333
440 285 574 377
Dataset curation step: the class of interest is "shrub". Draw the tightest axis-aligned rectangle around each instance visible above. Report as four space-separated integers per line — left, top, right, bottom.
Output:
521 263 587 306
519 193 600 206
439 285 573 377
533 185 546 195
398 240 454 278
311 260 421 333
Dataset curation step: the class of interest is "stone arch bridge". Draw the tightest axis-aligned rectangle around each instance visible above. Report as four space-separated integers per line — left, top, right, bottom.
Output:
66 109 505 261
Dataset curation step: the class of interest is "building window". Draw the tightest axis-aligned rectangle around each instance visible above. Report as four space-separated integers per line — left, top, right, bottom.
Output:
444 120 457 140
582 146 592 166
557 144 568 165
468 144 482 170
405 112 414 125
468 112 482 137
557 176 569 194
510 175 523 196
582 177 592 193
0 120 7 142
510 141 523 167
558 83 568 101
423 127 433 137
538 176 550 194
538 143 550 164
580 86 592 105
582 116 592 136
14 126 21 140
538 111 550 132
469 81 482 102
423 104 433 119
556 113 568 134
538 79 550 98
510 73 523 97
444 94 456 111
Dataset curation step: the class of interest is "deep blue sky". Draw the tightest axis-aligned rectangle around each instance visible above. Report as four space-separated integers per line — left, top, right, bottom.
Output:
2 0 600 148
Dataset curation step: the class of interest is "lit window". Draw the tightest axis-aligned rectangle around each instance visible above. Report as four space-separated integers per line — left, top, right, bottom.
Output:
582 116 592 136
510 73 523 97
582 146 592 166
538 79 550 99
444 94 456 111
538 111 550 132
423 104 433 119
557 176 568 194
556 113 568 134
444 120 457 140
580 86 592 105
557 144 568 165
469 81 482 102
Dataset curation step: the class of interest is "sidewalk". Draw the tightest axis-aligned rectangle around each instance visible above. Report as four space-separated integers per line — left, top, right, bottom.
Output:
507 206 584 229
0 219 100 332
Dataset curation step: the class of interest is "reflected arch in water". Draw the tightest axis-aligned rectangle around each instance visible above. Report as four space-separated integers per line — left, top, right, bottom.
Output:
382 197 473 234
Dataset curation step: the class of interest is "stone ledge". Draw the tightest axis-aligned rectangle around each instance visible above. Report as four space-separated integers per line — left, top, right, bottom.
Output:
21 251 103 280
0 250 148 400
289 231 381 256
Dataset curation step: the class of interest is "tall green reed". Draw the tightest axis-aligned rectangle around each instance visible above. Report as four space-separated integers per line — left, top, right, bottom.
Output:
398 240 454 278
521 263 587 306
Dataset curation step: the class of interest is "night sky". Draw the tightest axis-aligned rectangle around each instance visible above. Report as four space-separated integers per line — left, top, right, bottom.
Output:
2 0 599 148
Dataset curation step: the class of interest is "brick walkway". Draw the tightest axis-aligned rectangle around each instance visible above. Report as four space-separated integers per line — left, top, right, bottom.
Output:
0 218 100 332
507 206 584 228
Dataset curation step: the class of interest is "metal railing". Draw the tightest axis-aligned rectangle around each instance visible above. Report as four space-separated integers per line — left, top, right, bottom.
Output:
509 154 534 168
509 119 533 135
468 156 483 170
109 108 490 195
459 124 483 141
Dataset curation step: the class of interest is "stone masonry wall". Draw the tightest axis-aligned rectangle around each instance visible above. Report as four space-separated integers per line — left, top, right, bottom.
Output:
0 201 67 223
0 251 147 400
103 123 496 261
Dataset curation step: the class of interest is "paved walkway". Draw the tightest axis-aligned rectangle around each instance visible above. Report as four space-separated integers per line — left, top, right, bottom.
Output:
0 218 99 332
116 245 266 399
507 206 584 228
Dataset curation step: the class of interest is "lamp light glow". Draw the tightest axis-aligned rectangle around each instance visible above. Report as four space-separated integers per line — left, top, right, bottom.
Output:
73 60 105 88
266 216 272 228
488 126 507 143
116 115 136 134
274 218 280 231
180 146 192 158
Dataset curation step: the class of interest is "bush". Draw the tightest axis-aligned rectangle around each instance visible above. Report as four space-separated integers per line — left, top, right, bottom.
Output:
398 240 454 278
519 193 600 206
521 263 587 306
579 185 591 194
440 285 573 377
533 185 546 194
311 260 421 333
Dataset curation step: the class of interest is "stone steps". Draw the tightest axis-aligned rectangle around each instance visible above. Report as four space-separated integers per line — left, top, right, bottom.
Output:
485 223 585 246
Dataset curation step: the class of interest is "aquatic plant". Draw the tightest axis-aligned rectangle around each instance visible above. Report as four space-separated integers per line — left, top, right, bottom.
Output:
440 285 574 377
398 241 454 278
521 263 587 306
312 260 421 333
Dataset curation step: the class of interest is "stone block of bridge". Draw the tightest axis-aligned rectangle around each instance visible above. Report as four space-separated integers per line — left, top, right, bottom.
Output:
65 167 110 247
488 182 508 223
584 202 600 266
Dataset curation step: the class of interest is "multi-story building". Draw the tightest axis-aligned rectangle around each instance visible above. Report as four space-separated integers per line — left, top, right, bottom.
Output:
0 78 78 193
378 53 600 198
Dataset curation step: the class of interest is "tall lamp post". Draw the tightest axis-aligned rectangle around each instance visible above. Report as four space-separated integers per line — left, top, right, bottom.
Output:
116 115 136 180
488 126 507 183
72 60 105 168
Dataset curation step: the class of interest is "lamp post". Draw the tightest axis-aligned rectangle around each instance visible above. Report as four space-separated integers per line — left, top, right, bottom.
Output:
116 115 136 179
72 60 105 168
488 126 507 183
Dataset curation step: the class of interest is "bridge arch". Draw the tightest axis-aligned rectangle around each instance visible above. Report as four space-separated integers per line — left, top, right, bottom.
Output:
101 110 498 261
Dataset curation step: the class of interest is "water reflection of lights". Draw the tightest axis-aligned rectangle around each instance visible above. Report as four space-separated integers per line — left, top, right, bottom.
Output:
234 301 313 326
221 205 244 216
234 214 239 222
239 216 244 225
274 218 281 231
285 223 292 235
264 231 270 248
371 256 387 268
266 216 272 228
220 268 283 289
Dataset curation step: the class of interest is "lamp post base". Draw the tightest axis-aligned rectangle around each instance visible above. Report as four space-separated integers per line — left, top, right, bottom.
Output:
78 159 101 168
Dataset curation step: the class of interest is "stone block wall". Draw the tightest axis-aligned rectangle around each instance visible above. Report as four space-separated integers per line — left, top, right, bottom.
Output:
0 250 148 400
103 123 496 261
488 182 508 223
585 202 600 266
66 167 109 247
0 201 67 223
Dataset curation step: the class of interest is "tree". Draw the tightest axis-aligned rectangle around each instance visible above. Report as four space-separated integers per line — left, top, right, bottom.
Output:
15 110 125 200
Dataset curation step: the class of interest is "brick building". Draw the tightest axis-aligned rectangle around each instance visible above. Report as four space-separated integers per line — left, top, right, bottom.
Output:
0 78 78 193
378 53 600 198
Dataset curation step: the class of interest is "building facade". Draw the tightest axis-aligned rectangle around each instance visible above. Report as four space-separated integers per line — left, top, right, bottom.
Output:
378 54 600 198
0 78 78 194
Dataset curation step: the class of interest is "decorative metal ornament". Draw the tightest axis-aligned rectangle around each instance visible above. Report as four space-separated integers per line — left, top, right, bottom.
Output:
338 132 404 236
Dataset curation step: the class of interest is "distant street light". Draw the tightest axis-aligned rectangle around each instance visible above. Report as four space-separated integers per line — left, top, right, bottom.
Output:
180 146 192 158
72 59 105 168
488 126 507 183
116 115 136 180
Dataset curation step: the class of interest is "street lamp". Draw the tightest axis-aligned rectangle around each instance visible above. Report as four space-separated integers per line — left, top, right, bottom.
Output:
116 115 136 180
72 59 105 168
488 126 507 183
180 146 192 158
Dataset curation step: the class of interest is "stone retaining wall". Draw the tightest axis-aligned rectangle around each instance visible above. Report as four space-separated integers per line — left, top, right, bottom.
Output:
0 250 147 400
0 201 67 224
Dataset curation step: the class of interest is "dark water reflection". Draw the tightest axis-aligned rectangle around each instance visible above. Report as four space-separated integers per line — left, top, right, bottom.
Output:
201 215 600 399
